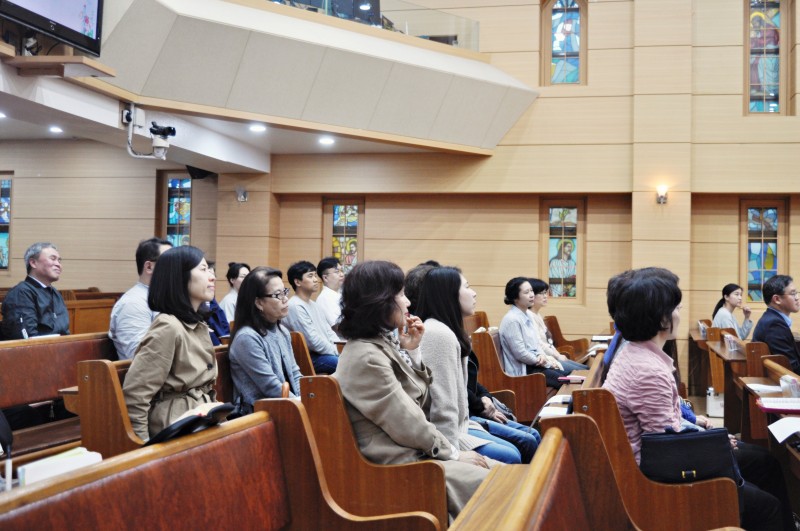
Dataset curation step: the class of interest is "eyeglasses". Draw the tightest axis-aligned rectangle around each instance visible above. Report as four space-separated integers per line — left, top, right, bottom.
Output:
263 288 290 300
783 291 799 299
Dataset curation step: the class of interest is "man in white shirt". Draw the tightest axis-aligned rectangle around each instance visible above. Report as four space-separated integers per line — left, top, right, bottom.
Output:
282 260 339 374
108 238 171 360
315 256 344 333
219 261 250 323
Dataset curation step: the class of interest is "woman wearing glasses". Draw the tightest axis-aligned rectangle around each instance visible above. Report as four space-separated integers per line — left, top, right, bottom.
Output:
229 267 302 414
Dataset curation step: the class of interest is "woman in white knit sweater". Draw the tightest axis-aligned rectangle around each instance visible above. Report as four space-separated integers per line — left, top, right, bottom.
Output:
711 283 753 340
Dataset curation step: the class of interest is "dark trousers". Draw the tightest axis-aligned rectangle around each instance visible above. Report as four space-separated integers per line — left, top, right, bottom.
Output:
736 441 793 531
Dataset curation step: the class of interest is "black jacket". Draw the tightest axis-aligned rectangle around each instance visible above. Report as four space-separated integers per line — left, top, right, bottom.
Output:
1 276 69 339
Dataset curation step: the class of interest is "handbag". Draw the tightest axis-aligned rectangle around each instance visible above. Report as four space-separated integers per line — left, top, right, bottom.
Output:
639 427 743 486
491 396 517 422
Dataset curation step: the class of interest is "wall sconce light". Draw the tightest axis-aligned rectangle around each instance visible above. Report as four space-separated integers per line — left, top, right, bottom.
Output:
656 185 668 205
235 185 248 203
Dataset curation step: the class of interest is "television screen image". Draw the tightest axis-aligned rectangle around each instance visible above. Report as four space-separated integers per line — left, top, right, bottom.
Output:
0 0 104 56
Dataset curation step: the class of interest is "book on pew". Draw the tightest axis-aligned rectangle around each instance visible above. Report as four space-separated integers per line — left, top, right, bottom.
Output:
17 446 101 486
756 397 800 414
145 402 235 446
768 417 800 444
558 375 586 384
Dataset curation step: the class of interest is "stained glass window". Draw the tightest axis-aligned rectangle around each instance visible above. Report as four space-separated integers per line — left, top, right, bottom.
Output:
166 178 191 247
748 1 782 113
746 207 779 301
549 0 582 84
0 180 11 270
331 204 360 273
548 207 578 298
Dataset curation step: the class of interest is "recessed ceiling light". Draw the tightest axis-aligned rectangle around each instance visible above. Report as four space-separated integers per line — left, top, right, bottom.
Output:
49 126 63 133
0 112 6 119
249 124 267 133
319 136 335 145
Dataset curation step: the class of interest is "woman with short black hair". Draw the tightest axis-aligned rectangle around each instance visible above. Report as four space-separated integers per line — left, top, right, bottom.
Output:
711 283 753 339
603 268 793 531
229 267 301 413
334 260 489 521
123 246 218 441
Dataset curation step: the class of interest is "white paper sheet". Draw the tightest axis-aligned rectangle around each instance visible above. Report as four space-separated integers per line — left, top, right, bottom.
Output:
746 384 783 394
768 416 800 444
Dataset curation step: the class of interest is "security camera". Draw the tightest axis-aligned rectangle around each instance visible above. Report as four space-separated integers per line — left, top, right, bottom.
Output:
150 122 176 139
152 136 170 159
124 105 179 161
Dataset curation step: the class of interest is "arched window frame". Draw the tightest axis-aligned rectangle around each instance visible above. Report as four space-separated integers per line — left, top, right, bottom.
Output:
745 0 791 114
541 0 588 86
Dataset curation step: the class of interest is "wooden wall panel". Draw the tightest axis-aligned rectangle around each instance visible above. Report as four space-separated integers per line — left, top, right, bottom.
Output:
693 47 743 95
693 0 743 47
633 0 692 46
490 52 538 90
279 196 323 239
217 235 277 269
504 96 632 145
634 46 692 94
693 95 800 144
691 195 739 243
790 195 800 244
365 195 538 241
14 178 155 219
278 238 322 275
272 146 633 194
585 240 631 289
631 240 691 287
633 95 692 143
693 145 800 192
586 195 632 242
589 1 633 50
191 219 217 259
54 263 140 292
631 191 691 241
217 173 272 192
217 192 275 237
443 5 538 53
633 143 691 192
690 242 739 289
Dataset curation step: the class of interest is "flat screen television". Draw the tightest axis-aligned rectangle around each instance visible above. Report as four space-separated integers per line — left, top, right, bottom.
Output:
0 0 103 56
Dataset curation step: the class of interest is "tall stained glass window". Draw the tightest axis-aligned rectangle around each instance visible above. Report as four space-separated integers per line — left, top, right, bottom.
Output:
748 1 783 113
0 179 11 270
746 206 779 302
547 206 578 298
544 0 585 85
330 203 360 273
166 177 191 247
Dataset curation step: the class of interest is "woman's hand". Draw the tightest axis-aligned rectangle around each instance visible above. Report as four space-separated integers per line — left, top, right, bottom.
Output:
742 305 752 320
398 315 424 351
729 434 739 450
458 450 489 469
481 396 508 424
695 415 714 429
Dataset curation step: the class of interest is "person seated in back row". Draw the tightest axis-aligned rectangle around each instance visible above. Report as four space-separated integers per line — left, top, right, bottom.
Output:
1 242 70 340
109 237 172 359
282 260 339 374
315 256 345 336
753 274 800 372
219 262 250 324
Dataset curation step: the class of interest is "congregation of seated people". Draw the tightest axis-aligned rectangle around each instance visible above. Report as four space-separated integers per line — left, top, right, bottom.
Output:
2 239 799 529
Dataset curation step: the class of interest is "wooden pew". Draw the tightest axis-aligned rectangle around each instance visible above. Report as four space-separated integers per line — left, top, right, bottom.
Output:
543 388 740 531
543 315 588 359
0 404 436 530
73 291 124 302
76 345 235 459
471 329 547 424
285 376 448 528
462 310 490 335
290 331 316 376
451 420 637 530
65 298 116 335
0 332 116 457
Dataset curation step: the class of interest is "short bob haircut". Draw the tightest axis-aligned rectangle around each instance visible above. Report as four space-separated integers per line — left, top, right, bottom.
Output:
404 263 437 314
226 262 251 288
316 257 341 278
232 267 284 340
287 260 316 291
762 274 794 306
503 277 530 305
148 245 207 324
339 261 405 340
135 238 171 276
528 278 549 295
416 266 470 357
613 268 682 342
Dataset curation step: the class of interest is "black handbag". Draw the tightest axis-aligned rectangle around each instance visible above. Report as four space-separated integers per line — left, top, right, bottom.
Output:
639 427 744 486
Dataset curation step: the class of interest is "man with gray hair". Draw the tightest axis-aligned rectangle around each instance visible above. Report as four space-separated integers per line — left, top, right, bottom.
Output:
1 242 69 339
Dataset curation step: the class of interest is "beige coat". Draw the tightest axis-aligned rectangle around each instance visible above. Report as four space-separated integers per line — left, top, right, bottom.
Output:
123 313 217 440
334 336 488 521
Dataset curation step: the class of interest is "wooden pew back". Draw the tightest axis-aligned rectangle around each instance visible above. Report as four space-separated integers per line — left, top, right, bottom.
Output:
290 331 316 376
65 299 115 335
542 315 588 358
472 330 546 423
462 311 489 335
451 421 635 530
764 356 796 380
548 388 739 531
0 332 115 409
293 376 447 528
0 405 437 530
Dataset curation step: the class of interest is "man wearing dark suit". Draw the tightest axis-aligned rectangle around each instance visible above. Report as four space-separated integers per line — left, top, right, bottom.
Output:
753 274 800 372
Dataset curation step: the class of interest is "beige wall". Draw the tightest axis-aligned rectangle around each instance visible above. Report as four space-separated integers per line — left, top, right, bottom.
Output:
0 140 176 292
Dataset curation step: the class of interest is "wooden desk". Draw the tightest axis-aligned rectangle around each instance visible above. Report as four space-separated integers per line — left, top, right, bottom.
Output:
688 328 709 396
706 340 746 432
738 377 779 444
